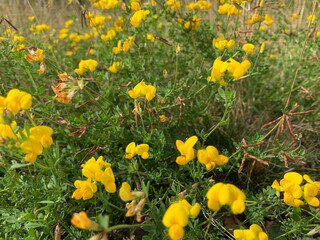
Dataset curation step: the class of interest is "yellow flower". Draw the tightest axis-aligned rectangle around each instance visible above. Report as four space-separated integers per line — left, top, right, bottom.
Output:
81 156 116 193
125 142 137 159
119 182 134 202
147 33 155 42
303 175 320 207
135 143 149 159
166 0 181 11
307 15 316 23
218 3 242 16
175 135 198 165
197 146 228 170
128 81 156 101
4 89 32 115
246 13 262 25
213 34 235 51
234 224 268 240
242 43 255 55
65 19 74 28
74 59 98 75
112 40 122 54
159 114 167 122
120 182 144 202
72 178 97 200
130 9 150 28
30 24 50 33
206 182 246 214
264 14 274 26
71 212 100 230
162 199 200 240
162 202 189 240
108 61 122 73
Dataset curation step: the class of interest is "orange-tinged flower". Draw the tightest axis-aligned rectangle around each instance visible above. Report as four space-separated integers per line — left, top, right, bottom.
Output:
71 212 100 230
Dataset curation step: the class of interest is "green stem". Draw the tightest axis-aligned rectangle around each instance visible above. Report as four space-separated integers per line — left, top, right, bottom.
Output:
106 223 151 233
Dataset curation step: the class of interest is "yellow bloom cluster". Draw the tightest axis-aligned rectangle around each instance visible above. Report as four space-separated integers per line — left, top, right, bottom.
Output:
108 61 123 73
213 34 235 51
242 43 255 55
218 3 242 16
90 0 120 10
30 24 50 33
74 59 98 75
128 81 157 101
112 36 135 54
130 9 150 28
175 136 229 170
0 89 53 162
119 182 146 222
183 15 202 30
206 182 246 214
125 142 150 159
272 172 320 207
207 57 251 86
19 126 54 162
246 13 262 25
0 89 32 116
166 0 181 11
85 13 110 29
175 136 198 165
162 199 200 240
234 224 268 240
24 47 45 75
197 146 229 170
187 1 212 11
72 156 116 200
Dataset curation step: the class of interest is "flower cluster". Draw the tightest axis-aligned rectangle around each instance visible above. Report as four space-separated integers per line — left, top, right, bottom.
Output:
218 3 242 16
130 9 150 28
72 156 116 200
272 172 320 207
0 89 54 162
234 224 268 240
162 199 200 240
213 34 235 51
52 72 82 104
74 59 98 75
186 1 212 11
19 126 54 163
207 57 251 86
24 47 45 75
128 81 157 101
30 23 50 33
206 182 246 214
125 142 150 160
197 146 229 170
175 136 229 170
112 36 135 54
119 182 146 222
